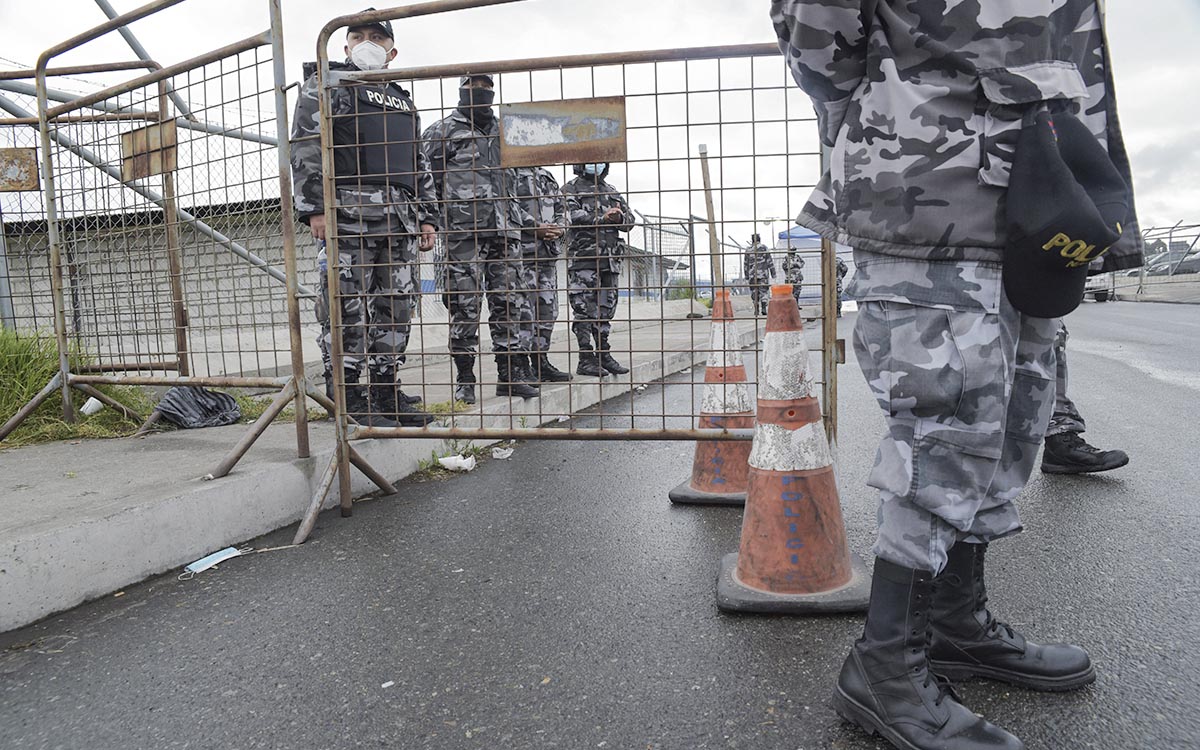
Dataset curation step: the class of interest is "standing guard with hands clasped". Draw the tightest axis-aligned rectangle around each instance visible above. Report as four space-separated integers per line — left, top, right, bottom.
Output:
291 10 436 427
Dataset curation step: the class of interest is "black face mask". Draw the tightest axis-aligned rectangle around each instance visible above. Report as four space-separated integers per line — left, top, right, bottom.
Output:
459 87 496 125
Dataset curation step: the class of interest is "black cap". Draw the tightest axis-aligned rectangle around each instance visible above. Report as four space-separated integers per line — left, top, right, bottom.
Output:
349 8 393 40
1004 110 1129 318
751 233 761 242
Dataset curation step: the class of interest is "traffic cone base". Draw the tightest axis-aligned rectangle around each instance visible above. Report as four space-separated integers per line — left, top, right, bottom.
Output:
669 414 754 507
716 551 871 615
716 283 869 614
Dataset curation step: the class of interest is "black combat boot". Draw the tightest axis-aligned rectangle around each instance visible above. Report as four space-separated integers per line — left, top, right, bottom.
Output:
1041 431 1129 474
512 353 541 389
495 353 539 399
536 353 572 382
929 543 1095 691
575 346 604 377
833 558 1024 750
597 335 630 375
344 383 399 428
370 380 435 427
452 354 477 405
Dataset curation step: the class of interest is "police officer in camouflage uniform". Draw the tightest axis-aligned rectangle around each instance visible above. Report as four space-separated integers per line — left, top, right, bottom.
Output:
512 166 571 383
291 13 435 427
422 74 538 402
774 2 1143 748
781 249 804 307
563 163 634 377
742 234 776 315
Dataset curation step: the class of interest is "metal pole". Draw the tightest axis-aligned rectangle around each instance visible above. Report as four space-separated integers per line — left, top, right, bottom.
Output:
34 68 75 423
92 0 197 121
0 79 275 145
156 82 190 376
819 142 838 445
269 0 310 460
315 20 356 518
0 95 314 297
697 144 723 288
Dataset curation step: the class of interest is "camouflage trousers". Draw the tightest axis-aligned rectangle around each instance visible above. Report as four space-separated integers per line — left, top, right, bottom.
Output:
517 248 560 353
568 267 619 349
854 297 1059 574
444 236 528 354
1046 321 1086 437
749 282 770 314
315 206 419 379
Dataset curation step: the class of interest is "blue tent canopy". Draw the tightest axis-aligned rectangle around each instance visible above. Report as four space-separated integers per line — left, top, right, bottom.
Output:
775 225 822 250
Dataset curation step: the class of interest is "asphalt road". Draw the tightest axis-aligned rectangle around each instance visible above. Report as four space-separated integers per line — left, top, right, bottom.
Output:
1 300 1197 750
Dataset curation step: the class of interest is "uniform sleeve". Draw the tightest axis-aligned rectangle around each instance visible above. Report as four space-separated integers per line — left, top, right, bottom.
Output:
767 252 777 278
413 110 438 228
421 120 447 203
743 252 753 280
540 171 566 227
508 168 538 231
289 74 325 222
614 192 635 233
565 182 602 226
770 0 870 146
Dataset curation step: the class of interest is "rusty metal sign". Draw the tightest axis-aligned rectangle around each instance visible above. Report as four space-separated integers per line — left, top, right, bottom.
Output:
120 120 178 181
0 148 39 192
499 96 627 168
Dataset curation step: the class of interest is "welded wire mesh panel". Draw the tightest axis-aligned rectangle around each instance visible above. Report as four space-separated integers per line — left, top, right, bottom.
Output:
317 47 837 439
43 45 305 379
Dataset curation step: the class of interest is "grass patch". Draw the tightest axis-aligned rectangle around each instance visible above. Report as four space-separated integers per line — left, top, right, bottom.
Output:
234 392 328 424
420 398 474 416
0 329 154 449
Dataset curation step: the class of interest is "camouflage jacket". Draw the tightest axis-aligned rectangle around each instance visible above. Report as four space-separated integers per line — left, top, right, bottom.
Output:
290 61 437 227
421 109 529 243
512 166 566 257
563 173 633 272
782 253 804 284
743 244 777 283
771 0 1142 271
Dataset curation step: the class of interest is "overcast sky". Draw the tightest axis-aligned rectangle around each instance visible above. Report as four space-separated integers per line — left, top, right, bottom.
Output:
1 0 1196 232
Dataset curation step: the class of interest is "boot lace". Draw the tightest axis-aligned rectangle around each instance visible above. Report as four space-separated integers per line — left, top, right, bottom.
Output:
974 569 1016 640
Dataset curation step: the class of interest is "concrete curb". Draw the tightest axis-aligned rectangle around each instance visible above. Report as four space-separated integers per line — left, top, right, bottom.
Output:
1 315 759 633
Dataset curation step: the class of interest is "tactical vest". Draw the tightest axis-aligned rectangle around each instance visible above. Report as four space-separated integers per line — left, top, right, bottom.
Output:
335 83 419 195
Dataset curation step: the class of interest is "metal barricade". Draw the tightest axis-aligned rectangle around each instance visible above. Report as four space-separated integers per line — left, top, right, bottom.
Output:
295 3 842 535
0 0 315 476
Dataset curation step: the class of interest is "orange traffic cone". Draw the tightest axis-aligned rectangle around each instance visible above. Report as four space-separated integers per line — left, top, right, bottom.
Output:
669 289 754 506
717 284 869 614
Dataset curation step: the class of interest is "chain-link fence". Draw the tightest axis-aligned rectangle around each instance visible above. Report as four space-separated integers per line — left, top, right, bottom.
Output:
0 0 314 475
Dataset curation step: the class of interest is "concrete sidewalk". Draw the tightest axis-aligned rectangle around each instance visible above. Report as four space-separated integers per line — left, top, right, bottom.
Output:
0 297 795 632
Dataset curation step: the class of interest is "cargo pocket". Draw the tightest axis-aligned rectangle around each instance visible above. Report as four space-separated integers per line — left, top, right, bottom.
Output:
866 305 1008 529
977 61 1089 188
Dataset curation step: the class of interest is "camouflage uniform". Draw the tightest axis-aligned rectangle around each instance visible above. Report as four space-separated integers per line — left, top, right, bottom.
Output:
291 62 437 381
773 0 1143 573
511 167 566 354
421 109 531 355
782 252 804 306
1046 321 1086 437
743 242 776 314
564 167 633 351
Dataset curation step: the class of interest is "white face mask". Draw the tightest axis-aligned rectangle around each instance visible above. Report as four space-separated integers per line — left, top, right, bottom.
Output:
350 40 389 71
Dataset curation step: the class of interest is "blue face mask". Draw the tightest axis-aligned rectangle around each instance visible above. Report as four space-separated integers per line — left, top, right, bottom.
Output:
583 163 607 176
